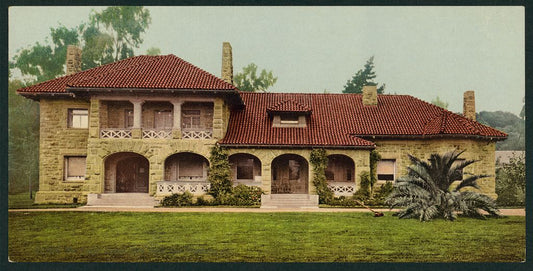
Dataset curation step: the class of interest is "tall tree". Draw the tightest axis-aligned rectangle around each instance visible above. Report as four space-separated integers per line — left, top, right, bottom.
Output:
145 47 161 56
89 6 151 63
10 25 79 82
233 63 278 92
343 56 385 94
8 79 40 194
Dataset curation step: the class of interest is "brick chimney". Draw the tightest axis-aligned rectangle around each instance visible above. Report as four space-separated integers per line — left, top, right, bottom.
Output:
66 45 82 75
221 42 233 84
463 90 476 121
362 85 378 106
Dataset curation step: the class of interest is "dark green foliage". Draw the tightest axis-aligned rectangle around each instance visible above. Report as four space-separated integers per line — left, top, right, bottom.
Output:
207 145 233 199
234 63 278 92
8 80 39 194
353 171 371 200
477 111 524 150
310 149 333 204
343 56 385 94
160 192 194 207
369 150 381 195
496 156 525 206
386 150 500 221
215 185 263 206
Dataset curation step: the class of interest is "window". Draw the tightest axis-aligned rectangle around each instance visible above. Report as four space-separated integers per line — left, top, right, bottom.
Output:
280 115 299 124
154 110 173 129
65 156 86 181
182 110 201 129
68 109 88 128
377 159 396 181
237 159 254 180
125 109 134 128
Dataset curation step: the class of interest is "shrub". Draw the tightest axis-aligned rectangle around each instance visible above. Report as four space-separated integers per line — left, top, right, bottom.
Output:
496 156 525 206
353 171 371 201
160 191 194 207
228 185 263 206
207 145 233 199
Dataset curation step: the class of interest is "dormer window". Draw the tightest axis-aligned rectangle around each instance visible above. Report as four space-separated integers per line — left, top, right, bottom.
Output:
267 99 311 128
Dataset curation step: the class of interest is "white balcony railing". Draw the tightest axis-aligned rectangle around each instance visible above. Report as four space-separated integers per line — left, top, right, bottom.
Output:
100 128 132 139
157 181 210 195
182 129 213 139
328 182 356 196
142 129 172 139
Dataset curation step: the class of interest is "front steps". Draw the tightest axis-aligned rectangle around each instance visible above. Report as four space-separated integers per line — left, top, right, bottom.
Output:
261 194 319 209
86 193 158 207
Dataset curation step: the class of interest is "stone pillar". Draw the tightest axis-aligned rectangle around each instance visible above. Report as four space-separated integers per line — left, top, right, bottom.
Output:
131 99 144 139
172 100 183 139
89 98 100 138
212 98 225 139
362 85 378 106
221 42 233 84
66 45 82 75
463 90 476 121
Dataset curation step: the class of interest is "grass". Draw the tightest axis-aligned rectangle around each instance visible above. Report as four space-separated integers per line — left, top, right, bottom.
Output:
8 211 525 262
8 193 83 209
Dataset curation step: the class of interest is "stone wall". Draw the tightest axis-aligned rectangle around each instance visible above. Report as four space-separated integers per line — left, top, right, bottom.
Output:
35 99 90 203
373 138 497 198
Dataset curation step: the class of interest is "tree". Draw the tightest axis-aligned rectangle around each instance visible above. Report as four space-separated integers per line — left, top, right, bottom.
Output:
89 6 151 63
431 96 449 109
233 63 278 92
477 111 524 150
343 56 385 94
145 47 161 56
8 79 40 194
386 150 500 221
10 25 79 82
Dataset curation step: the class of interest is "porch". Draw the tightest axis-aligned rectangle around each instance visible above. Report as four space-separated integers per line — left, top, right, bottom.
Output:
98 99 214 140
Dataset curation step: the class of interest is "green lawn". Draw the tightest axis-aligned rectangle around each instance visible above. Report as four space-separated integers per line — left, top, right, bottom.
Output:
8 212 525 262
8 193 83 209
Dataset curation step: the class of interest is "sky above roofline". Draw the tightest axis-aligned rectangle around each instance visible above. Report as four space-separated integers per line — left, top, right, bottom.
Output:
8 6 525 115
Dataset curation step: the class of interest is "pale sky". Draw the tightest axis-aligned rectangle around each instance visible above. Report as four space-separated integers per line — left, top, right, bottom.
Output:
9 6 525 115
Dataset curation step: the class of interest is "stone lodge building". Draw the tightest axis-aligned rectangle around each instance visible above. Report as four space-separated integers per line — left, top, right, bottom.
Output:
17 43 507 208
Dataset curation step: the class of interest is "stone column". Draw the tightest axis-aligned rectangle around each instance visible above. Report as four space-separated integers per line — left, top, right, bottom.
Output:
89 98 100 138
171 100 183 139
131 99 144 139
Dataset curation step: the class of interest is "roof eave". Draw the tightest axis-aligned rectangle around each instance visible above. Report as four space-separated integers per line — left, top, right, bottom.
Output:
355 134 507 141
218 143 375 150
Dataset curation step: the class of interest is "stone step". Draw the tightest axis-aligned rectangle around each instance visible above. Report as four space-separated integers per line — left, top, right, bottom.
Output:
260 194 319 209
87 193 158 207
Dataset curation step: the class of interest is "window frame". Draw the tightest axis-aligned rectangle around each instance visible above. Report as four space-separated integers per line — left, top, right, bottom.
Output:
182 109 202 129
67 109 89 128
64 156 87 181
377 159 396 181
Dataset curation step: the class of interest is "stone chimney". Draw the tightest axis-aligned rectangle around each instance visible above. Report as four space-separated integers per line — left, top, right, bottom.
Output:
66 45 82 75
463 90 476 121
362 85 378 106
221 42 233 84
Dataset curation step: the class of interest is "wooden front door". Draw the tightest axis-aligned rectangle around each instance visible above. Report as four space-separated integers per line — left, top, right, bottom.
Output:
116 157 149 193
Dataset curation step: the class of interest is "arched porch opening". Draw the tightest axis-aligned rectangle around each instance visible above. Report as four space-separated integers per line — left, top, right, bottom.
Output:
104 152 150 193
325 154 356 196
229 153 262 186
164 152 209 182
271 154 308 194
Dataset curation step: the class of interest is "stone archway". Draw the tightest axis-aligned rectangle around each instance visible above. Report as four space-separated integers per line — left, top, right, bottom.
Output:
271 154 309 194
229 153 262 186
164 152 209 182
105 152 149 193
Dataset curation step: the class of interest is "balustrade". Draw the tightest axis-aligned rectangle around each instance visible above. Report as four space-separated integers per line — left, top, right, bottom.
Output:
100 129 132 139
157 181 210 195
327 182 356 196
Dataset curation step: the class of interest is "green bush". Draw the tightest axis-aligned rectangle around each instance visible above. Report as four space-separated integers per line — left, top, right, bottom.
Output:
353 171 371 201
160 191 194 207
310 148 333 204
228 185 263 206
207 145 233 199
496 156 525 206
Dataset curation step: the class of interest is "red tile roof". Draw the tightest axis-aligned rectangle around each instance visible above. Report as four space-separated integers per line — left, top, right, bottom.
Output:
219 92 507 148
17 55 237 94
267 98 312 114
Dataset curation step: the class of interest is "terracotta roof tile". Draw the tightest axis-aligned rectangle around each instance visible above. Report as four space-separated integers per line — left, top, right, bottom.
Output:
17 55 237 94
219 93 507 148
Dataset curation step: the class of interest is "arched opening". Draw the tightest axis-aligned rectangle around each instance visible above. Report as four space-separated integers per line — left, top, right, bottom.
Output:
229 153 262 186
325 154 356 196
164 152 209 182
104 152 149 193
271 154 309 194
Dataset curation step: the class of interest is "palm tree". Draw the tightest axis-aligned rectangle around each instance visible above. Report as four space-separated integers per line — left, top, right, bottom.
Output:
386 150 500 221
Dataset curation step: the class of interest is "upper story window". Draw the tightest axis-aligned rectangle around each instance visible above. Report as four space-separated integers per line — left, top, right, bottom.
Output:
280 115 299 125
273 114 307 127
182 109 201 129
68 109 88 128
125 109 134 128
154 110 173 129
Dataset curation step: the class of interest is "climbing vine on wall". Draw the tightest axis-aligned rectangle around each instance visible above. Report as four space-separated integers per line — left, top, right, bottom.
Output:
207 145 233 199
310 148 333 204
369 150 382 195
